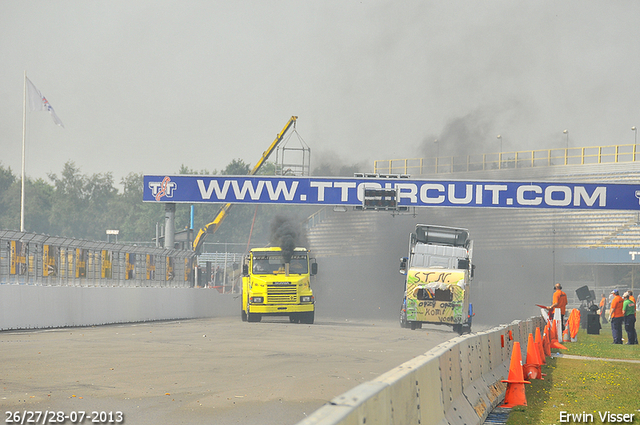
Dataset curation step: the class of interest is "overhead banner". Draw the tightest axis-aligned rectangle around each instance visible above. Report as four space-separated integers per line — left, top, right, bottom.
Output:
143 175 640 211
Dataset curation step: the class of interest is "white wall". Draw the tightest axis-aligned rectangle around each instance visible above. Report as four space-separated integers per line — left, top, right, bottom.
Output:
0 285 239 331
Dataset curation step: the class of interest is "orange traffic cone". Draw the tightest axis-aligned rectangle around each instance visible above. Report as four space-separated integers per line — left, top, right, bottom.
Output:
535 327 546 365
500 341 531 407
550 319 568 350
550 320 558 342
523 333 543 380
542 323 552 357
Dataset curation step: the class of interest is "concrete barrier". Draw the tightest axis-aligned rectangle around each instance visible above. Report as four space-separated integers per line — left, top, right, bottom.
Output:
296 316 545 425
0 284 239 330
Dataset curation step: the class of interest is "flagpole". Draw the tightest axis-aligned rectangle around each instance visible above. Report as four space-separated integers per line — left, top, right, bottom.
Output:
21 71 26 232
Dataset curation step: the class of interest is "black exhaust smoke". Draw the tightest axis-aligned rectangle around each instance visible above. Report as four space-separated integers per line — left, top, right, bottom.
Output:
270 215 306 263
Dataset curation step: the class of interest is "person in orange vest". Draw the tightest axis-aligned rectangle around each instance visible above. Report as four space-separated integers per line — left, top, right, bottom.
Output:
599 293 608 324
609 289 624 344
548 283 568 331
623 292 637 345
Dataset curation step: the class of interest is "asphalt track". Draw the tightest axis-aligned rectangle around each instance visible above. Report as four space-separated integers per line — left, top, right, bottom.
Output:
1 316 456 425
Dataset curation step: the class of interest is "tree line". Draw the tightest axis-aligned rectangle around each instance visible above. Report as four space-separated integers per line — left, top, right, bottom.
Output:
0 158 358 248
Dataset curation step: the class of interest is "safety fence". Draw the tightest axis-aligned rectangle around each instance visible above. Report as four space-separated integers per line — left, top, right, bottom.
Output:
0 229 196 288
196 251 244 293
297 316 545 425
374 143 640 176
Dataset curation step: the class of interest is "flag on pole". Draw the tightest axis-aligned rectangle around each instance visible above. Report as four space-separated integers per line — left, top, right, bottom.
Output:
26 77 64 128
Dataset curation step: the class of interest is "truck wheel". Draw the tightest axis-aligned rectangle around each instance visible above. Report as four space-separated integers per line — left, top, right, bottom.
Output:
246 304 261 322
461 318 472 334
454 323 471 335
241 308 247 322
300 311 314 324
399 310 409 328
247 312 261 322
410 322 422 330
289 314 299 323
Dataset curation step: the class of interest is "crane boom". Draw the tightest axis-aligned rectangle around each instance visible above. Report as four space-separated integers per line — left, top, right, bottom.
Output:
192 116 298 254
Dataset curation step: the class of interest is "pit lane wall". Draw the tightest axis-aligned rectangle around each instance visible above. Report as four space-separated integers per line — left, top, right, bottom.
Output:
0 285 239 330
0 229 240 330
297 316 545 425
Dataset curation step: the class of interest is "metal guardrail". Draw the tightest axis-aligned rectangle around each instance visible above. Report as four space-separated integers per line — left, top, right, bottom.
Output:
304 206 328 231
0 230 195 287
374 143 640 175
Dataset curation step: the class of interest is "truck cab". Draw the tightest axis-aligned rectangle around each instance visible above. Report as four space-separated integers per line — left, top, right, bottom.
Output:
241 247 317 324
399 225 474 334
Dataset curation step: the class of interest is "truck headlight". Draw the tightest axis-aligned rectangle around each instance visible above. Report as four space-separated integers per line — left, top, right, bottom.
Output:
250 296 264 303
300 295 314 303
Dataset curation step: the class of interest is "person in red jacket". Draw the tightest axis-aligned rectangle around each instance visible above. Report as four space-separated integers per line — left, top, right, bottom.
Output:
609 289 624 344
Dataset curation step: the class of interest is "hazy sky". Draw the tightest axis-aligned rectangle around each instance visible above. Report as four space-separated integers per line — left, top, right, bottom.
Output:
2 1 640 185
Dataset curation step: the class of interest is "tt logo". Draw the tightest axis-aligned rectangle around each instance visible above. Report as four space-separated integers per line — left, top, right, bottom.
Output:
149 177 177 201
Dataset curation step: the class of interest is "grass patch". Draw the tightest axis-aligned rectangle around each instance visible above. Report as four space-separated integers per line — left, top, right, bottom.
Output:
560 326 640 360
506 327 640 424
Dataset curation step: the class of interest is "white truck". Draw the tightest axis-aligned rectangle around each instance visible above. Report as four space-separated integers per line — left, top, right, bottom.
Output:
399 225 474 334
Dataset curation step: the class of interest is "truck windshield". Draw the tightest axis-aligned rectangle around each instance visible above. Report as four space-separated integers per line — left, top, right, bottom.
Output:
252 252 308 274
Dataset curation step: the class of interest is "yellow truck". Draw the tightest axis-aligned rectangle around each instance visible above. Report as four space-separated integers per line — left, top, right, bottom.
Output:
399 225 474 334
241 247 317 324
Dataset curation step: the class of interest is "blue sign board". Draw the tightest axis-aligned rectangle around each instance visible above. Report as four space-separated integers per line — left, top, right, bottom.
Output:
143 175 640 211
558 248 640 264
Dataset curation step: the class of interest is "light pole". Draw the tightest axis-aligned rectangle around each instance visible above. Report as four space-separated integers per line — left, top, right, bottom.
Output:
633 127 638 162
563 130 569 165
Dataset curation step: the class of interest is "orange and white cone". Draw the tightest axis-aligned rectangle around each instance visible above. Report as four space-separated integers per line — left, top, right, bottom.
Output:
550 319 567 350
500 341 531 407
523 333 544 380
542 323 552 357
535 327 546 365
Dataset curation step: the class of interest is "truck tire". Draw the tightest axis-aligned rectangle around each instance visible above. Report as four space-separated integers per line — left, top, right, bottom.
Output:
300 311 314 324
399 310 409 328
241 308 247 322
410 321 422 330
246 304 261 322
454 322 472 335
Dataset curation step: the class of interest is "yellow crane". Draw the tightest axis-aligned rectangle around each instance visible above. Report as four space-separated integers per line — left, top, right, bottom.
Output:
192 116 298 254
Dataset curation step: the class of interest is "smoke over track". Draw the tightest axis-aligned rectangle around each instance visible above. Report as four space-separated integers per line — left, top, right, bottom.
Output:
308 207 554 327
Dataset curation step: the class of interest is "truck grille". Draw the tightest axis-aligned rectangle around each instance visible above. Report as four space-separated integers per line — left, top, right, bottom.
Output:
267 284 297 303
